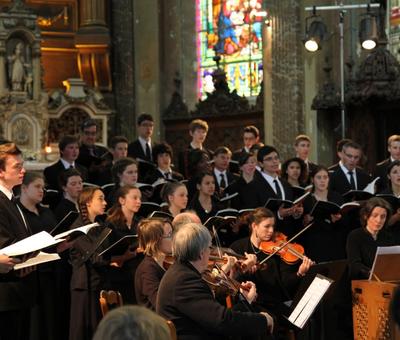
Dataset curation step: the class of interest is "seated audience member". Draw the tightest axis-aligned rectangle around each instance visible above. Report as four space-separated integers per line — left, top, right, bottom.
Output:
54 168 82 223
144 142 184 184
160 181 188 217
93 305 171 340
281 157 308 189
252 145 303 238
127 113 154 162
106 157 139 206
76 119 112 185
69 187 109 340
98 136 129 186
212 146 239 197
178 119 212 178
232 125 260 162
328 141 371 195
44 135 88 191
135 218 173 310
374 135 400 192
346 197 397 280
294 134 318 178
105 185 142 304
188 172 221 223
156 222 273 339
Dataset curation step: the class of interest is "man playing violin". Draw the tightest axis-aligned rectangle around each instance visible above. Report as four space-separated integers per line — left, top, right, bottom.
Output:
230 207 313 337
156 222 274 340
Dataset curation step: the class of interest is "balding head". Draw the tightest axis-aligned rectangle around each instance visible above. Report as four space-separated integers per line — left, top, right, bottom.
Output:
172 211 201 230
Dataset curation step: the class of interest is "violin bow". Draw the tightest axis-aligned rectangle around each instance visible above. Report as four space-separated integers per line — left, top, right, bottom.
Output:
259 221 315 266
212 226 223 259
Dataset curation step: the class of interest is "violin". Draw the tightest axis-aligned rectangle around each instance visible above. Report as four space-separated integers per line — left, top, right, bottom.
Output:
202 267 251 296
259 232 305 265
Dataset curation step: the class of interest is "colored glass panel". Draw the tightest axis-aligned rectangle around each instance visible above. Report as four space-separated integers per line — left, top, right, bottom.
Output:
196 0 265 98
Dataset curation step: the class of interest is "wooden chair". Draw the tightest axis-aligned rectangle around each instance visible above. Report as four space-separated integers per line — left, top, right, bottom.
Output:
166 320 177 340
99 290 123 317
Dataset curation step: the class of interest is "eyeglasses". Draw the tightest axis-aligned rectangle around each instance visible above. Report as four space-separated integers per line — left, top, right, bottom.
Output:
140 123 154 128
343 152 360 160
162 231 173 239
263 156 280 162
84 131 97 136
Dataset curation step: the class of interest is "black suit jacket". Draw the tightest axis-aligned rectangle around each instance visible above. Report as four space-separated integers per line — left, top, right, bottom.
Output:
44 160 88 191
252 174 303 237
328 166 371 195
374 158 391 192
144 168 184 185
213 170 239 197
0 192 37 311
156 261 268 340
128 139 152 162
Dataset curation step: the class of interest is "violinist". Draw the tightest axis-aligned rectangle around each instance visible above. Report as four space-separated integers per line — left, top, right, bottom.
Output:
230 208 312 328
156 222 273 340
134 218 173 310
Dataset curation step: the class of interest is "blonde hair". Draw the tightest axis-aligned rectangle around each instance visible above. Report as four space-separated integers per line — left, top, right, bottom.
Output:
138 219 168 257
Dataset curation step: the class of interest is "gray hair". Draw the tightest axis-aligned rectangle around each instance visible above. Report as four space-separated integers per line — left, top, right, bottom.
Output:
172 211 201 230
93 305 170 340
172 223 211 262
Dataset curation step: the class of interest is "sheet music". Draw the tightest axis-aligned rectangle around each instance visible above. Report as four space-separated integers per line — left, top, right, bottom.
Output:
288 275 332 329
0 231 64 257
14 252 60 270
54 222 99 240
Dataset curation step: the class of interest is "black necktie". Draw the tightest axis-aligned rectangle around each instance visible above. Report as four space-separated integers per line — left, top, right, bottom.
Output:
165 172 171 180
273 179 283 199
220 173 226 189
348 171 356 190
145 143 151 160
69 164 74 169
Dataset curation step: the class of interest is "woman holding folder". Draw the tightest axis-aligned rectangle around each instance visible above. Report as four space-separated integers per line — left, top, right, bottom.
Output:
105 184 142 304
69 187 110 340
302 166 347 262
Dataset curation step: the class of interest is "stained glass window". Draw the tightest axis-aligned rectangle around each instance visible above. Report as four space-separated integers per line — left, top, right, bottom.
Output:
196 0 265 98
390 1 400 58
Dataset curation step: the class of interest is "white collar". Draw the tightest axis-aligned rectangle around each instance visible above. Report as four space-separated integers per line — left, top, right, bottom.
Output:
214 168 226 177
339 161 355 174
0 183 13 200
60 158 75 169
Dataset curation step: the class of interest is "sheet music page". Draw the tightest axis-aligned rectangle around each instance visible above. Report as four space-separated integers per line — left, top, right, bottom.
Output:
0 231 64 257
288 275 332 328
14 252 60 270
54 222 99 240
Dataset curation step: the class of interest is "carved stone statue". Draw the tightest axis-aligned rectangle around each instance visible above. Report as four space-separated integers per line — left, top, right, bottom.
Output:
7 41 31 92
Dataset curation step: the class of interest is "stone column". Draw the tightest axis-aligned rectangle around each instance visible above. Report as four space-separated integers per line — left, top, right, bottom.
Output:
79 0 107 28
110 0 135 139
32 43 41 100
0 54 7 96
133 0 161 142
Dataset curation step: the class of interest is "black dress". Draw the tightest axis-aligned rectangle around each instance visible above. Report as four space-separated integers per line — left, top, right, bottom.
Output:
302 191 348 262
54 198 78 225
134 255 165 310
188 195 221 223
103 215 143 304
18 203 58 340
69 217 111 340
346 227 397 280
